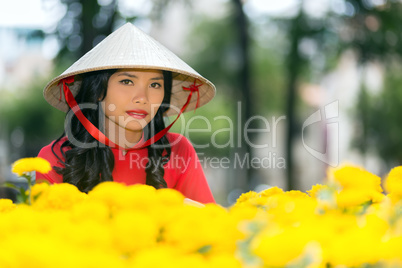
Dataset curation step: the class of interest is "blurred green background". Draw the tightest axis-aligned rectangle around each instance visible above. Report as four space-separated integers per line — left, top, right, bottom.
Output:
1 0 402 205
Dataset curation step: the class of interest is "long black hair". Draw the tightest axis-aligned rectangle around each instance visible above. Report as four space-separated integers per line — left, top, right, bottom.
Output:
52 69 172 193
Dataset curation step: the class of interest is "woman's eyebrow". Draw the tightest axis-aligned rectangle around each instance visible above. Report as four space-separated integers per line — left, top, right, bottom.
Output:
117 73 163 80
117 72 137 78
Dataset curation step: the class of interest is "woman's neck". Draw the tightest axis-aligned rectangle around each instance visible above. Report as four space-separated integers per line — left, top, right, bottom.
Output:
104 123 143 149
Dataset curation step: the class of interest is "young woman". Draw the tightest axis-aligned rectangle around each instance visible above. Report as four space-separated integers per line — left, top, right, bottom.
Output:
36 23 216 204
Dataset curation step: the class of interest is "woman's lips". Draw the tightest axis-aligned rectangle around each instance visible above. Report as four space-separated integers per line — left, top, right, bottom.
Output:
126 109 148 119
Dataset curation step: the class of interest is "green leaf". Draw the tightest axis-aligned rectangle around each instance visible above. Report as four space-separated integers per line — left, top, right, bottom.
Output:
18 187 28 204
197 245 212 254
2 182 20 191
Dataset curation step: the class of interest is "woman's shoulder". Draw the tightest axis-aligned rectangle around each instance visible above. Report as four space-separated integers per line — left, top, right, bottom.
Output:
38 137 68 161
166 132 187 142
166 132 194 154
166 132 191 145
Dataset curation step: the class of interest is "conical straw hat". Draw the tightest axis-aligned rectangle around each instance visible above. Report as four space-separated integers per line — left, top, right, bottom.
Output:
43 23 215 116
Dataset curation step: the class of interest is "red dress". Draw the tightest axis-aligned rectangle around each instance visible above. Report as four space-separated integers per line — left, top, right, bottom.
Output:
36 132 215 204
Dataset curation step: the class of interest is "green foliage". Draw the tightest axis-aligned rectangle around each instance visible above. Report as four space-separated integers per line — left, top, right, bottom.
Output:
187 12 286 114
172 6 288 158
250 37 286 113
3 175 33 204
346 1 402 167
353 64 402 166
186 12 238 90
169 94 234 157
342 0 402 61
0 77 65 158
55 0 120 59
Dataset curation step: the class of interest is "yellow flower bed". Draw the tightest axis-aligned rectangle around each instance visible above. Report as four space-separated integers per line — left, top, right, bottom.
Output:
2 158 402 267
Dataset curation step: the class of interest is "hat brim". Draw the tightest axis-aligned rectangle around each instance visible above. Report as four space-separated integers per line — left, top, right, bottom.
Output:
43 23 216 116
44 65 215 117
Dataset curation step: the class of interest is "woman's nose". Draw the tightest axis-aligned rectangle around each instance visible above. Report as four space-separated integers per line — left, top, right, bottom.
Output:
132 85 148 104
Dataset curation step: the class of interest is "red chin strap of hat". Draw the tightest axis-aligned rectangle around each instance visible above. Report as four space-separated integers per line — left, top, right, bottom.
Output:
59 76 201 150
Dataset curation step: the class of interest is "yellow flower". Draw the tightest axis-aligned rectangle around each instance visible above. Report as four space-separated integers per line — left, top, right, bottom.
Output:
266 194 318 227
329 165 382 192
229 204 260 223
385 166 402 198
123 184 158 210
387 193 402 204
0 231 125 268
32 183 86 210
111 210 159 254
0 199 16 212
285 190 310 198
64 220 114 254
129 246 178 267
156 188 185 206
259 186 284 197
235 191 259 205
30 182 50 203
307 184 336 210
87 181 130 211
336 188 384 208
251 223 320 267
381 236 402 261
207 253 242 268
326 214 387 266
70 200 110 224
307 184 329 199
130 246 207 268
11 157 51 176
163 204 242 255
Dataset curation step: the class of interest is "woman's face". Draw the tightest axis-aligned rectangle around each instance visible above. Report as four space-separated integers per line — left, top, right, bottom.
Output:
103 69 165 139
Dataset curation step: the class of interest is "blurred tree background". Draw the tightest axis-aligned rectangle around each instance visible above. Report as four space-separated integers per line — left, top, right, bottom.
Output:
1 0 402 205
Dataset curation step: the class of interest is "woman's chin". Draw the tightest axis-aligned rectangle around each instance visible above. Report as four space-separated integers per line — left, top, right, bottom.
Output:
124 121 148 132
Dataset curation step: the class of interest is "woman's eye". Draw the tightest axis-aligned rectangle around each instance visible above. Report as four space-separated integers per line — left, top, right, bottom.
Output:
150 82 162 89
120 79 133 85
